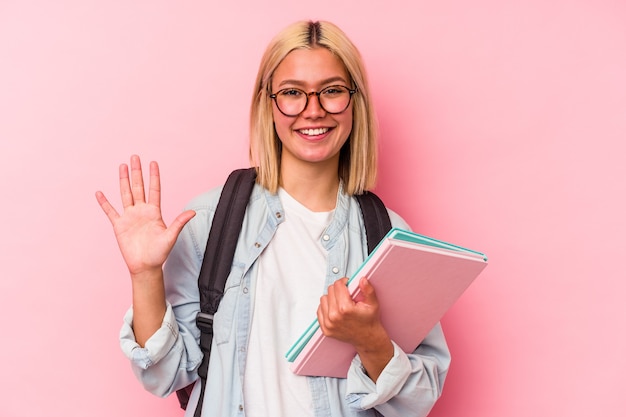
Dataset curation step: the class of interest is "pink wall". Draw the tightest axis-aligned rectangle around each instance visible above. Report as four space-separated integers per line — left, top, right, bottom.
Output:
1 1 625 416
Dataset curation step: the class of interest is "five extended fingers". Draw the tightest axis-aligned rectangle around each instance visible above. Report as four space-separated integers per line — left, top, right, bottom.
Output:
96 156 195 277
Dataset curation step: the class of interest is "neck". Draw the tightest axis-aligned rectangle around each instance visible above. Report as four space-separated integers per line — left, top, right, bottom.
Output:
279 160 340 212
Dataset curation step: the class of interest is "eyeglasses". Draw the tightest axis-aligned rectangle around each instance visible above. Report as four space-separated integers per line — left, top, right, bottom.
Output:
270 85 357 117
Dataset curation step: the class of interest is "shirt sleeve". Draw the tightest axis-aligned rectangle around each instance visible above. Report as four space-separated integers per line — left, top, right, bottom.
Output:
345 323 450 416
119 302 180 371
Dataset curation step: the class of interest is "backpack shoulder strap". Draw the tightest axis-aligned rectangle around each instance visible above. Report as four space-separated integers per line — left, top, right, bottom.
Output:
190 167 257 417
198 167 257 315
355 191 392 253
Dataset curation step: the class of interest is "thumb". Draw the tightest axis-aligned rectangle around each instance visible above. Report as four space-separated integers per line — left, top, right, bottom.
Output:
166 210 196 241
358 276 378 305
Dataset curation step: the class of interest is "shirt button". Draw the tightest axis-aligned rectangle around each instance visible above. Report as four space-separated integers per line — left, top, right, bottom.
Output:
275 212 282 219
322 234 330 241
243 287 249 294
332 267 339 274
239 404 244 411
254 242 261 248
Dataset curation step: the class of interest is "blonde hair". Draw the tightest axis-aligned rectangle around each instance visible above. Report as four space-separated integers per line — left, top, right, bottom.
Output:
249 21 378 195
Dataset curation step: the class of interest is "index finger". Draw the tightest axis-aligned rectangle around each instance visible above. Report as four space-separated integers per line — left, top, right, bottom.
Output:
327 278 353 309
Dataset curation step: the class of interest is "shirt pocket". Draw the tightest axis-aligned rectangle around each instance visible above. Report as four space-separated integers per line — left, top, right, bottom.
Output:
212 261 245 345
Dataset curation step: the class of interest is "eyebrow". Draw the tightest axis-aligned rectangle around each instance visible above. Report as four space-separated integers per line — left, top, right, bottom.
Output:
276 76 350 89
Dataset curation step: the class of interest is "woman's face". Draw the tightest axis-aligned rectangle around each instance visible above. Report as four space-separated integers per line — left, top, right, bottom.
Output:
271 47 353 172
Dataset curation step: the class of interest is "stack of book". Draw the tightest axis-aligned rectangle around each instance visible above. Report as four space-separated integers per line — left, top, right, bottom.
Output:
286 228 488 378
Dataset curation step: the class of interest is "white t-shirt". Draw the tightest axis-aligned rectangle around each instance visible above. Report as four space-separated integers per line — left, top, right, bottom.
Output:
243 188 334 417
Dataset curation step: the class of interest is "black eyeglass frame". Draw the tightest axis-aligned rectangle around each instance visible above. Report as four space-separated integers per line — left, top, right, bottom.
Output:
269 85 358 117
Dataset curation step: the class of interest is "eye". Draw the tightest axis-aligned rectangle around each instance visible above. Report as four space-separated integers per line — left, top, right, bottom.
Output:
279 88 303 97
321 86 348 96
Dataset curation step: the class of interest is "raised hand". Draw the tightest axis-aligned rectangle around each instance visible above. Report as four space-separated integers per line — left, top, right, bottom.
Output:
96 155 196 345
95 155 196 277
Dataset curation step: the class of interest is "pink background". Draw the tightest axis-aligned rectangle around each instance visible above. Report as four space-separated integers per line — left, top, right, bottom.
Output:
1 1 625 416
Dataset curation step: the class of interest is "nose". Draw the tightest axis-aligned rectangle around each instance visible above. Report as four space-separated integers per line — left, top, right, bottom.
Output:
301 92 326 118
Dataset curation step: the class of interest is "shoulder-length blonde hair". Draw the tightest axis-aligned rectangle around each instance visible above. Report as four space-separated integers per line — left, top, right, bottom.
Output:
249 20 378 195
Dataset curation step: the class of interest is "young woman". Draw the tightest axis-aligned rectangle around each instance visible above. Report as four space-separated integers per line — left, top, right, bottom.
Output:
96 20 450 417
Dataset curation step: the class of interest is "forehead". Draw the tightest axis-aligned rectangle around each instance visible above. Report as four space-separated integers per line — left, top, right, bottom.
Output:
272 47 350 88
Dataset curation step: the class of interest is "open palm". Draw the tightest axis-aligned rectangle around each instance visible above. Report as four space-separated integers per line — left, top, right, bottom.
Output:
96 155 195 276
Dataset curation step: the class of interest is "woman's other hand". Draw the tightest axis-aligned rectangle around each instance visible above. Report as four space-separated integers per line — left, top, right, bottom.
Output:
317 277 394 382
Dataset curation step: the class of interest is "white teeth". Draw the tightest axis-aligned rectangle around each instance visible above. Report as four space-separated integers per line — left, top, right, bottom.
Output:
299 128 329 136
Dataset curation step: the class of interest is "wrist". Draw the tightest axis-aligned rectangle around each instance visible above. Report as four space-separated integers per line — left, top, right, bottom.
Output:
356 335 393 358
355 328 394 362
130 267 163 283
355 335 394 383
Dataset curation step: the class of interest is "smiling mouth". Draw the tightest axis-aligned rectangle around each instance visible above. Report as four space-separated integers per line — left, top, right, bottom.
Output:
298 127 330 136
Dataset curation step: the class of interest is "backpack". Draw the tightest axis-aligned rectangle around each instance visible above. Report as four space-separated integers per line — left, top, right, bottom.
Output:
176 168 392 416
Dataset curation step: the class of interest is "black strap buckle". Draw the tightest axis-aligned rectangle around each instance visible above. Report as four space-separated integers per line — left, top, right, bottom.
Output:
196 312 214 333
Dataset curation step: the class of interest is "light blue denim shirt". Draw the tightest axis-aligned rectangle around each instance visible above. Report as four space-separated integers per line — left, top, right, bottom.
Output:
120 183 451 417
